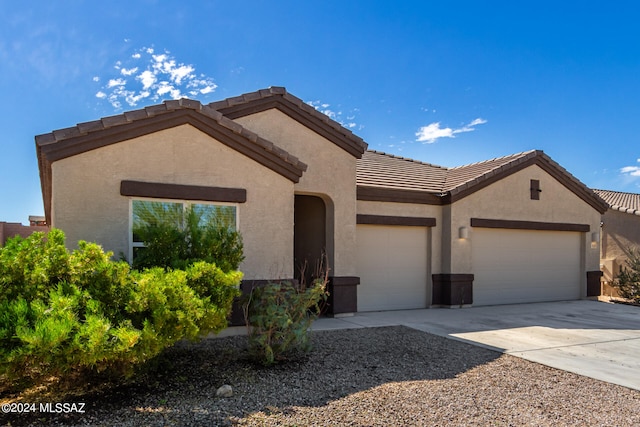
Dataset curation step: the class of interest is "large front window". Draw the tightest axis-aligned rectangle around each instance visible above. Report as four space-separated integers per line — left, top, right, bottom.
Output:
130 199 237 262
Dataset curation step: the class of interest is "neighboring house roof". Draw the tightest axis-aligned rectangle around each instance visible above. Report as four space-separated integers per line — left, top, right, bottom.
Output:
208 87 368 158
357 150 608 213
593 189 640 216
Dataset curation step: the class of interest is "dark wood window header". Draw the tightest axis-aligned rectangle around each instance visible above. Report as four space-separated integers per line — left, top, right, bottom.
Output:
120 180 247 203
357 186 443 205
357 214 436 227
470 218 590 232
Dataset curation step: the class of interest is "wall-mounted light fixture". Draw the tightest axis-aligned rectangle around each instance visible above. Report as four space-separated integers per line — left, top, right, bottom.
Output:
591 231 600 249
459 226 470 239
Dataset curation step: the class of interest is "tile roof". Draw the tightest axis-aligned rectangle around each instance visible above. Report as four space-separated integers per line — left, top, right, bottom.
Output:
35 96 312 224
209 87 368 158
35 87 609 222
593 189 640 216
357 150 537 194
357 149 608 212
444 150 538 193
356 150 448 193
36 98 307 175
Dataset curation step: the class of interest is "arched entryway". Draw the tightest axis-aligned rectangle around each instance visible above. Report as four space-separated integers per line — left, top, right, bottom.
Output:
294 194 331 285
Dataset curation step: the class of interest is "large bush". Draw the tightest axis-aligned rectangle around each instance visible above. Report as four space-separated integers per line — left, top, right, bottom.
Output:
132 204 244 272
614 248 640 304
0 229 241 384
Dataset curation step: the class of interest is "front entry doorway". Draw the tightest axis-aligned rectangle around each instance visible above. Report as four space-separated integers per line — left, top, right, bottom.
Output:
294 195 326 286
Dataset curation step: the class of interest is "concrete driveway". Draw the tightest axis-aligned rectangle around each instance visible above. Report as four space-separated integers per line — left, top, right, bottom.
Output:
312 300 640 391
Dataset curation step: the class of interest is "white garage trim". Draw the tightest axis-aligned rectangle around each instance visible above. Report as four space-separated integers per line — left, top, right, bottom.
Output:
356 218 432 311
471 228 583 306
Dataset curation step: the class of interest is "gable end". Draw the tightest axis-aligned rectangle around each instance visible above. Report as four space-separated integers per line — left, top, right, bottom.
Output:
210 87 368 158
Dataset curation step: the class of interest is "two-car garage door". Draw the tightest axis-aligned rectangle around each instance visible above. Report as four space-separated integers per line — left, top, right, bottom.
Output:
471 228 582 306
356 224 429 311
356 224 583 311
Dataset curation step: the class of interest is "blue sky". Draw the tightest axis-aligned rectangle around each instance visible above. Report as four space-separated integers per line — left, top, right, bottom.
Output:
2 1 640 223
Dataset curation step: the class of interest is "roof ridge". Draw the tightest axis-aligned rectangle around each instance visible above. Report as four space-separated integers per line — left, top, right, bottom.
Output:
448 149 538 170
365 149 448 169
36 98 211 144
208 86 368 154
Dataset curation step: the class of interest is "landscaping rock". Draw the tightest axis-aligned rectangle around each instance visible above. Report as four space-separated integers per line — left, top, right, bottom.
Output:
216 384 233 398
2 326 639 426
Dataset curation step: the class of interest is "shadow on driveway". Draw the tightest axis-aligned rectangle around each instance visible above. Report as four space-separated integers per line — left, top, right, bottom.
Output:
317 300 640 391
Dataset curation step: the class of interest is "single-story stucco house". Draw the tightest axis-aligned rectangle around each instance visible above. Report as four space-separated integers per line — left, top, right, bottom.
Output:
592 189 640 297
36 87 608 315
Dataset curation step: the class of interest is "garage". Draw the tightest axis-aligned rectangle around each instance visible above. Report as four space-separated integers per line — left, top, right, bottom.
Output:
471 228 582 306
356 224 429 311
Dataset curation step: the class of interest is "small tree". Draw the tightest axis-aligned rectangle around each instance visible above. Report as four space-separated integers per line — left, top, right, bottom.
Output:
613 248 640 304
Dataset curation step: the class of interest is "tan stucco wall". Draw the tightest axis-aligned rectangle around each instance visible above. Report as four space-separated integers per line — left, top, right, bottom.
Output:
601 209 640 280
51 124 294 280
445 165 602 275
234 110 358 276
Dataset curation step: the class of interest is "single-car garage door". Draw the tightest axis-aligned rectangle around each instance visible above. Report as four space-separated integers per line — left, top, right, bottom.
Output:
471 228 582 306
356 225 428 311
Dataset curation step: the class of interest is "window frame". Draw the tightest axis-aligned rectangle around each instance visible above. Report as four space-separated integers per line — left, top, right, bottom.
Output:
128 197 239 263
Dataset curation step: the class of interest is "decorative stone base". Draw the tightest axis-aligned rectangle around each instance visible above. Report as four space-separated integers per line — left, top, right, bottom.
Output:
432 274 474 307
586 270 604 297
326 276 359 315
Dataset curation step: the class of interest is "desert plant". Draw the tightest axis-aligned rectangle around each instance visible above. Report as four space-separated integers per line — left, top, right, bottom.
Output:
613 248 640 304
243 261 329 365
0 230 241 386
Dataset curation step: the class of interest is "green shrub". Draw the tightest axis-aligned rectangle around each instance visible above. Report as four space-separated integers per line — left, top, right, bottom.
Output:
243 278 328 366
132 204 244 272
614 248 640 304
0 230 241 385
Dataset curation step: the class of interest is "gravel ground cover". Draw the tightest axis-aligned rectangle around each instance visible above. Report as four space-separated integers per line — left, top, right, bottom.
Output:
1 325 639 426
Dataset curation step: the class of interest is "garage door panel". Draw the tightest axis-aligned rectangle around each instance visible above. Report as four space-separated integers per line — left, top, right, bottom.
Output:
472 229 581 306
357 225 428 311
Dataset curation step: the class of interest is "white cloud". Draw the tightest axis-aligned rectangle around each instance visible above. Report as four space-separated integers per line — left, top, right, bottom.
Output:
467 118 488 127
416 122 455 143
416 117 488 143
199 85 216 94
95 91 106 99
120 67 138 76
107 78 126 88
137 70 156 90
92 76 100 82
306 100 361 130
94 47 218 110
621 159 640 177
169 64 194 85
